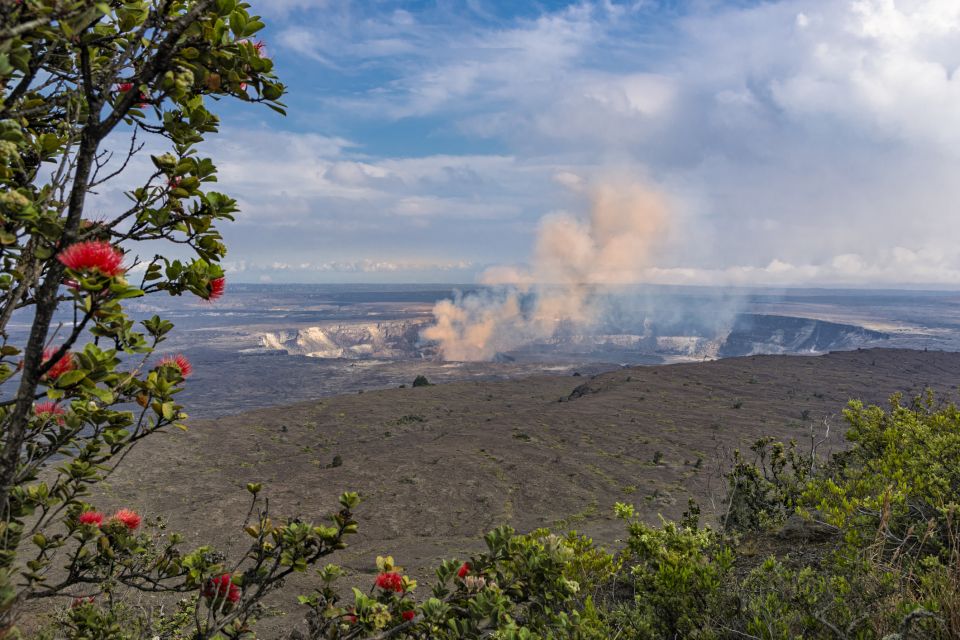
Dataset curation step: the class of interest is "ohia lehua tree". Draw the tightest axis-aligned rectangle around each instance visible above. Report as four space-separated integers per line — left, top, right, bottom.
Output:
0 1 359 637
0 3 627 639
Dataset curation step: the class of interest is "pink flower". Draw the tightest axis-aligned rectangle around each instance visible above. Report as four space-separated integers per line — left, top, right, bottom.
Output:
457 562 470 579
375 572 404 592
41 347 74 380
57 241 125 277
402 610 415 621
202 574 241 604
159 354 192 378
34 401 65 424
78 511 104 527
111 508 141 531
205 277 225 301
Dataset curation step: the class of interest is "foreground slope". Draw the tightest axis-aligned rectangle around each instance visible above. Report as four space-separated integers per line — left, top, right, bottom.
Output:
101 349 960 588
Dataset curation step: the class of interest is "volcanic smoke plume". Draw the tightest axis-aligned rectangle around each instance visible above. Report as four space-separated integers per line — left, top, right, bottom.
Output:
423 179 669 361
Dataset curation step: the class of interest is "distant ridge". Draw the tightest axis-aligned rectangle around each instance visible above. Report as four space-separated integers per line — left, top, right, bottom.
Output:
718 314 888 357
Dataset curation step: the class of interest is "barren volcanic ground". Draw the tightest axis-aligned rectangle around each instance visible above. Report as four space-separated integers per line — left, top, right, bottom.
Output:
95 348 960 634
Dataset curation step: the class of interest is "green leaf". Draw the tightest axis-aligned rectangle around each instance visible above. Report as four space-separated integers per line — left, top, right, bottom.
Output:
88 387 114 404
113 288 145 300
54 370 87 388
230 9 248 36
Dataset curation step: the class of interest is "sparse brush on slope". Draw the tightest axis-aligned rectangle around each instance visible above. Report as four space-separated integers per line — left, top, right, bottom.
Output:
412 375 431 387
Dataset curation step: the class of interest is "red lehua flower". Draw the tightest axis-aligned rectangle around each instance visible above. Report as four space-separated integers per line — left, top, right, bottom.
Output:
168 176 182 189
117 82 148 106
239 81 248 91
375 572 404 592
202 574 241 604
159 354 192 378
402 610 415 622
111 508 141 531
237 39 267 58
205 277 225 301
42 347 74 380
34 401 66 424
78 511 104 527
457 562 470 579
57 240 125 277
70 597 94 608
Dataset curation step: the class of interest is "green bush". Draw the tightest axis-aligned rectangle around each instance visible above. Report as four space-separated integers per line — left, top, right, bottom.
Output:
725 394 960 639
593 395 960 640
293 527 613 639
607 510 732 639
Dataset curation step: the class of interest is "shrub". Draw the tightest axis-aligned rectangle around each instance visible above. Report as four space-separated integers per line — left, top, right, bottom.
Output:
606 506 732 639
412 375 431 387
294 527 613 639
723 393 960 638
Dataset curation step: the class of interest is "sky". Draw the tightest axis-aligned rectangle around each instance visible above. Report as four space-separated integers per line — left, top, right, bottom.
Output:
147 0 960 286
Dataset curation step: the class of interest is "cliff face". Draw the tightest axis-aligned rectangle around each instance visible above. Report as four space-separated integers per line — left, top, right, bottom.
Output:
718 314 888 358
255 313 890 363
258 320 427 359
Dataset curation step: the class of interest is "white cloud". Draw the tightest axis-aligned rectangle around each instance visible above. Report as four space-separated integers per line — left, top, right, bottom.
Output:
224 258 473 276
751 0 960 150
218 1 960 285
208 129 535 225
641 245 960 287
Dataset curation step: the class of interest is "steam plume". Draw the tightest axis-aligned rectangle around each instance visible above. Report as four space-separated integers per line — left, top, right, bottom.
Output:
423 178 670 361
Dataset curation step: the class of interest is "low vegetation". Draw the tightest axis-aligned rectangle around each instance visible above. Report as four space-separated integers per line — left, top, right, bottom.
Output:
411 376 431 388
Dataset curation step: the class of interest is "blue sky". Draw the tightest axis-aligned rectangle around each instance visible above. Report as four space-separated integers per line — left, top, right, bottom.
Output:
149 0 960 286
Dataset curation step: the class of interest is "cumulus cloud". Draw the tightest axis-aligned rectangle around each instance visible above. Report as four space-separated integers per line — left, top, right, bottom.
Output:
205 0 960 285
